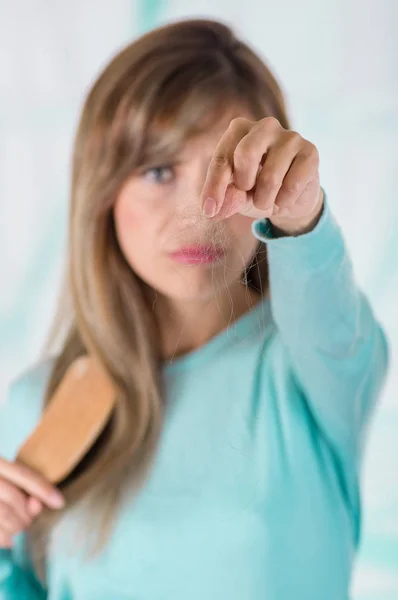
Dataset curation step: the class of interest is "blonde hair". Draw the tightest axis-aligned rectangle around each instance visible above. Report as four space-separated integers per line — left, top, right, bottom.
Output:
29 18 291 576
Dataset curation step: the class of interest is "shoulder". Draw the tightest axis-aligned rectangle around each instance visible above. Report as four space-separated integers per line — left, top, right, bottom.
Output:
0 358 56 461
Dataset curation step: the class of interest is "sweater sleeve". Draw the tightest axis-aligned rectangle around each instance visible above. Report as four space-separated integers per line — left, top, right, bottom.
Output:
0 364 52 599
0 548 46 600
252 190 390 469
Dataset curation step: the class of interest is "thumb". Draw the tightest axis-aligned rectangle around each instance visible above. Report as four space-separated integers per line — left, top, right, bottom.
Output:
214 183 247 220
27 496 43 517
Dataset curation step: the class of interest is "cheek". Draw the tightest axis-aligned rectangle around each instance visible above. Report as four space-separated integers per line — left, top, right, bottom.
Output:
113 192 158 272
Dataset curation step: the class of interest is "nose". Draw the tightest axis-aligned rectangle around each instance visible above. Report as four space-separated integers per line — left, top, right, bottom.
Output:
175 156 213 219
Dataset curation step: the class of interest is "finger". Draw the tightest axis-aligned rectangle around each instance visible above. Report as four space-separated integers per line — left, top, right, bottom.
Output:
0 458 65 510
201 118 251 217
0 531 13 549
274 144 319 209
235 191 281 221
233 120 281 191
0 477 31 526
253 131 301 211
0 501 27 535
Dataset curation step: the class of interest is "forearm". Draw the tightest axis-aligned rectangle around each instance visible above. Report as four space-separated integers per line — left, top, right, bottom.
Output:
253 190 389 457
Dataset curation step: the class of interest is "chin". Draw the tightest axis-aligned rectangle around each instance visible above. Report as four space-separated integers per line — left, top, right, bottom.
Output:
151 267 239 302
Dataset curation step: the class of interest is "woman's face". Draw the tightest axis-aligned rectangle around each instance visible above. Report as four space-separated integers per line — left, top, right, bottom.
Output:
113 111 259 301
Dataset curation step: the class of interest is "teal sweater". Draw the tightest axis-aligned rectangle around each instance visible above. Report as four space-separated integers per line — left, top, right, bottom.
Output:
0 193 389 599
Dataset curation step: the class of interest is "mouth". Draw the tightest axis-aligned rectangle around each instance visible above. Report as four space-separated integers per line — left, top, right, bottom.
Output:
169 245 225 265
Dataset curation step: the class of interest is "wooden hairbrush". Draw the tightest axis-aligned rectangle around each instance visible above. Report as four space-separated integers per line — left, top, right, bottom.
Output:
16 356 116 484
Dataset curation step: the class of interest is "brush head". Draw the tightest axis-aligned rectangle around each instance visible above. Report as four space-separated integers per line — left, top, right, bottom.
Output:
16 356 115 484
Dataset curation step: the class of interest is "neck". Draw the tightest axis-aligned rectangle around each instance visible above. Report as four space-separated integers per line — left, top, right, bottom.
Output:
154 282 264 362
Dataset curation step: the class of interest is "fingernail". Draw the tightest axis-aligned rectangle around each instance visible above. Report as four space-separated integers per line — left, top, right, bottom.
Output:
202 197 217 218
50 493 65 509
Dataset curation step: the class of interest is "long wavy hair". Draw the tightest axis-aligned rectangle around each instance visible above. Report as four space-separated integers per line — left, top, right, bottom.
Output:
29 18 291 577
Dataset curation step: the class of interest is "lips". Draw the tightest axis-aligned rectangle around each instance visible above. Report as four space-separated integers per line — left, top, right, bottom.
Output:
169 245 225 265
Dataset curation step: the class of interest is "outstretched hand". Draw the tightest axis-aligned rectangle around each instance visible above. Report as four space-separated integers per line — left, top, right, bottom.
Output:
200 116 324 236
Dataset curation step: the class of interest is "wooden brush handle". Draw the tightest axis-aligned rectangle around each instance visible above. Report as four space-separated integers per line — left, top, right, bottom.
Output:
16 356 116 484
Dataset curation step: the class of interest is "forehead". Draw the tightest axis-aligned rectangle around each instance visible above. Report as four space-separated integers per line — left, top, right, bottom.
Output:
137 93 259 169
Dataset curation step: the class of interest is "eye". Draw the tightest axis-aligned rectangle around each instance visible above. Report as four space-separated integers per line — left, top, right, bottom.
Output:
141 165 175 184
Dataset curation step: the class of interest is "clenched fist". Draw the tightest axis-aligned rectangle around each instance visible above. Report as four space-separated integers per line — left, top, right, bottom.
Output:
201 116 324 236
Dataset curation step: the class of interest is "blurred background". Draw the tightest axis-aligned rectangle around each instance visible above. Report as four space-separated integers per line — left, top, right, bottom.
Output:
0 0 397 597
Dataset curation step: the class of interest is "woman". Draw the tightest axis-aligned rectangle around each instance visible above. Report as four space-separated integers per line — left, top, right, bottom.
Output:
0 18 389 600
